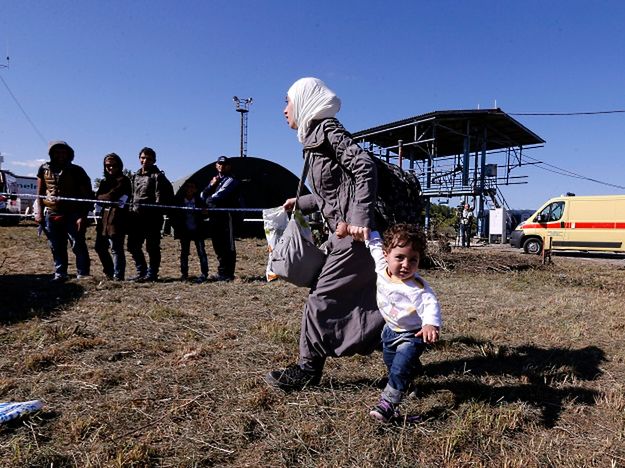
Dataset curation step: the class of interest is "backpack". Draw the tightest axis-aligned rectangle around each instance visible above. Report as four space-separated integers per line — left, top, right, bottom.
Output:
372 157 423 232
321 139 423 232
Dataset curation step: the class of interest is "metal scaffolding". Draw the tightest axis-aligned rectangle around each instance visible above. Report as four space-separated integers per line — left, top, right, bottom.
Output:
352 108 545 237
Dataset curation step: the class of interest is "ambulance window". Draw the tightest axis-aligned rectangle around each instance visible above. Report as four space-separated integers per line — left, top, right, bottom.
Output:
550 202 564 221
538 201 564 222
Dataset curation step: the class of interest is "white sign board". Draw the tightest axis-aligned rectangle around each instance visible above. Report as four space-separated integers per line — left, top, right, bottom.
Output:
489 207 506 235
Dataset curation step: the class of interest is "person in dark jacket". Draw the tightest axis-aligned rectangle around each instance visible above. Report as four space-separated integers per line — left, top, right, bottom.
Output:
172 180 209 283
200 156 240 281
94 153 131 280
35 140 93 282
265 77 384 390
127 147 174 282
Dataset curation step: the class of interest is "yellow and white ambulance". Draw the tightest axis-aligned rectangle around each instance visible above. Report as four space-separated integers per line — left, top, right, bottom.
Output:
509 194 625 254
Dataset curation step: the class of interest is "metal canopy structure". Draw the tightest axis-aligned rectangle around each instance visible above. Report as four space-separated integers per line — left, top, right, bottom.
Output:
352 108 545 235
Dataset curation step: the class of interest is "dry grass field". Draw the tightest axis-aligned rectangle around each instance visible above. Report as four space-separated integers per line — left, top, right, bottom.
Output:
1 223 624 467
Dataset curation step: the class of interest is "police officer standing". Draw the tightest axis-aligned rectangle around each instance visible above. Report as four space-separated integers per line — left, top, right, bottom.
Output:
201 156 240 281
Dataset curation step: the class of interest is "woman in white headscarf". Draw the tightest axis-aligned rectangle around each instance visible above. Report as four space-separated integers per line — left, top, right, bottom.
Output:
265 77 384 390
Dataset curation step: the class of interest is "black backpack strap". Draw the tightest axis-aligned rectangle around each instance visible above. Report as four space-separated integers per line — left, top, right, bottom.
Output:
294 151 311 211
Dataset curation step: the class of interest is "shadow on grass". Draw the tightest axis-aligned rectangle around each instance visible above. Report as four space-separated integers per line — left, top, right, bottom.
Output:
238 274 269 283
328 336 605 427
421 379 597 428
0 274 85 324
552 251 625 261
0 410 60 437
416 336 606 427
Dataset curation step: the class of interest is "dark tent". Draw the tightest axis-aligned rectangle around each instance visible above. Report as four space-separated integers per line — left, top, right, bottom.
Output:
173 156 308 237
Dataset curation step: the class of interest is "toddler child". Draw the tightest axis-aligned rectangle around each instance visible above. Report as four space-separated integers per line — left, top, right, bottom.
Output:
365 223 442 422
172 180 209 283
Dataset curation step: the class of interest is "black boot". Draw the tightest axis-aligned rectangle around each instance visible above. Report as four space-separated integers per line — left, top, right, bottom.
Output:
264 364 321 390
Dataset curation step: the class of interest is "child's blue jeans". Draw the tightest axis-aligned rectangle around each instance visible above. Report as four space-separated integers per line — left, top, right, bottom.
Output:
381 324 425 404
179 236 209 277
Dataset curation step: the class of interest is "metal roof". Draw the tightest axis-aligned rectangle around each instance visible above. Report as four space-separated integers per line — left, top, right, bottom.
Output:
352 108 545 159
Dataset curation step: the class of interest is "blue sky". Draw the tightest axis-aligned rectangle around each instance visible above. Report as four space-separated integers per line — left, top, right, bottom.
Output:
1 0 624 209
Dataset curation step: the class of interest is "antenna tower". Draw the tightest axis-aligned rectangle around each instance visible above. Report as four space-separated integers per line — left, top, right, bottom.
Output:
233 96 253 157
1 56 7 169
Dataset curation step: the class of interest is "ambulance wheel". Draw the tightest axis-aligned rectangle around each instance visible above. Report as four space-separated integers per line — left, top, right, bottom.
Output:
523 238 543 255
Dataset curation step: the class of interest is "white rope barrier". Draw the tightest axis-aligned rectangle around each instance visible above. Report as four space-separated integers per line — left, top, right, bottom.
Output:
0 192 266 214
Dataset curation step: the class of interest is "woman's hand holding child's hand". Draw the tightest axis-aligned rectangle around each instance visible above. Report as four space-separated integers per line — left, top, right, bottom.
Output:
335 222 370 242
336 222 349 238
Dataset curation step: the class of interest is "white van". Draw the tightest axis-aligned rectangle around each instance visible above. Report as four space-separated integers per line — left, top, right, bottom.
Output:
0 170 21 225
509 194 625 254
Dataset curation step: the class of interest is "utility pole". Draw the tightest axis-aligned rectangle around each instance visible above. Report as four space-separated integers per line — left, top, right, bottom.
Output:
1 56 8 170
232 96 253 158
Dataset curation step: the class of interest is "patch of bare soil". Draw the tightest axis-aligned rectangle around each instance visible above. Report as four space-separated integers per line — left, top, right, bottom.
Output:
426 242 544 273
1 224 624 467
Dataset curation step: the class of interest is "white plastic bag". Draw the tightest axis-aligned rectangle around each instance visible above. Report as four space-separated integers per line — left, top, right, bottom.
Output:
263 206 289 282
263 206 326 286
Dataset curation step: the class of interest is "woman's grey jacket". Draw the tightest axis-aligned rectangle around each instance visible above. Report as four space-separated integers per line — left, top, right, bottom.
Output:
295 118 383 373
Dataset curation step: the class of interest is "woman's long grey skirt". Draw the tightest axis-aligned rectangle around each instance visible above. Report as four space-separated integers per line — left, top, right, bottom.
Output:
298 234 384 372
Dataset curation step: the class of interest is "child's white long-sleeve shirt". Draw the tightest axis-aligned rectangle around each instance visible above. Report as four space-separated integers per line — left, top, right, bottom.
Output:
366 231 442 333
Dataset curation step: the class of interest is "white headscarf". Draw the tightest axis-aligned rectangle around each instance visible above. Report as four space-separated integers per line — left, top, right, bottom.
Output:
287 77 342 143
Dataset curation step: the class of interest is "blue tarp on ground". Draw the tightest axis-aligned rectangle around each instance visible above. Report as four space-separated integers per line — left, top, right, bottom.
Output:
0 400 43 424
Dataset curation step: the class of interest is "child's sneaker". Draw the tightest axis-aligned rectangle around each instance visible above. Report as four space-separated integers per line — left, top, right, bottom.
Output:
369 398 398 423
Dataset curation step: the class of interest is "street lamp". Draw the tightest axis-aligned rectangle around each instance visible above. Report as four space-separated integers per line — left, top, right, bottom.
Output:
233 96 253 158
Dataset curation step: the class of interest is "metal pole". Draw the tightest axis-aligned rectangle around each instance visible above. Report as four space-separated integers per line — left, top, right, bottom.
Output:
478 127 488 238
462 120 470 186
239 111 245 158
233 96 253 158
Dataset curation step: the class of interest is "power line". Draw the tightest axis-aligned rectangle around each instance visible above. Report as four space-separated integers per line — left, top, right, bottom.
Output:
507 108 625 188
523 154 625 190
0 73 47 144
510 110 625 116
524 155 589 178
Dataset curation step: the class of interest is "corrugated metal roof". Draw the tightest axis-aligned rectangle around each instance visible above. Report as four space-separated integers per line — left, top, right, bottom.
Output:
353 108 545 159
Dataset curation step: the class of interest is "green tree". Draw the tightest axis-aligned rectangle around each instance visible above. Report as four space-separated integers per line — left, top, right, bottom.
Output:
429 203 457 238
